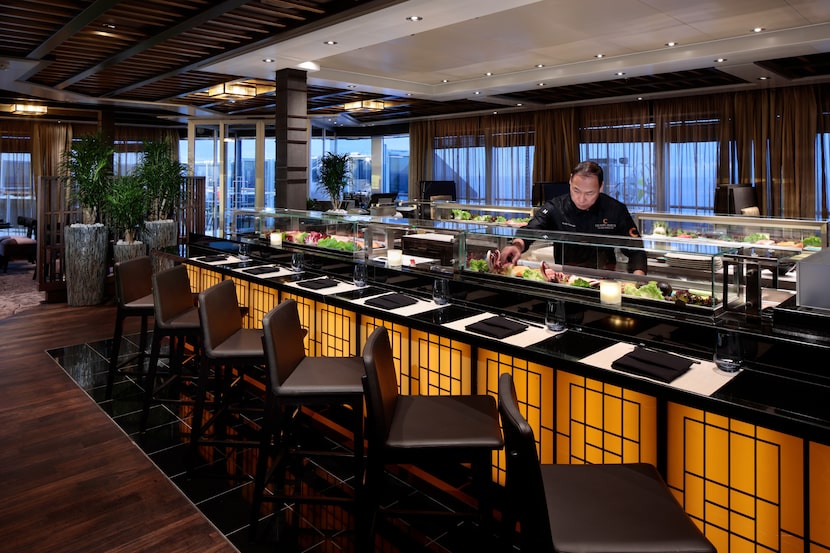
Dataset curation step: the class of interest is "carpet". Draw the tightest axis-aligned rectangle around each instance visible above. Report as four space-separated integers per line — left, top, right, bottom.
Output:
0 261 44 320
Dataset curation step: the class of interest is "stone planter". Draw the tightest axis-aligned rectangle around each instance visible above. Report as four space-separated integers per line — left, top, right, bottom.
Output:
113 240 146 264
64 223 108 306
142 219 177 273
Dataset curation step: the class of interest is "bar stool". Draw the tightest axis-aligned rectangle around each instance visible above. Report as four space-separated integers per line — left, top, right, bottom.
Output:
140 264 201 432
250 299 365 534
189 279 265 468
360 326 504 549
497 372 716 553
107 255 154 399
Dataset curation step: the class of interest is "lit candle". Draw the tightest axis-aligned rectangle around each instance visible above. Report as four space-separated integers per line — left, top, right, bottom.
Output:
600 280 622 305
387 248 403 267
270 231 282 247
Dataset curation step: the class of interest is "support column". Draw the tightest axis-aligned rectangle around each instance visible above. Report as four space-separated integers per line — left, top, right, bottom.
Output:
274 68 309 209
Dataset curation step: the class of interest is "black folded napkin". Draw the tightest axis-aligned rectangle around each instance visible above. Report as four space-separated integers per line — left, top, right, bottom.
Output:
364 293 418 309
296 278 339 290
611 347 693 383
465 316 527 339
241 266 279 275
198 254 228 263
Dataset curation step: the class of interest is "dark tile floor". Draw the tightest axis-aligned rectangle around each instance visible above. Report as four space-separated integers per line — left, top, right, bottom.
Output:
49 332 509 553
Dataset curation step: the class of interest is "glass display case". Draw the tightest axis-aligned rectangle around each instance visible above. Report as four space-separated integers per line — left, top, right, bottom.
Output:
456 225 742 314
229 208 366 254
362 219 476 269
431 201 535 225
633 212 827 252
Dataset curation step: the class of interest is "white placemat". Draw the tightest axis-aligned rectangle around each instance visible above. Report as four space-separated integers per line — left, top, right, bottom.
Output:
579 342 738 396
284 277 359 295
351 292 444 316
444 312 562 347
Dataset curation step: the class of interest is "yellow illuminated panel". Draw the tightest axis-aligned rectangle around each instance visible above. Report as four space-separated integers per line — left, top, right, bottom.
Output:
360 317 412 393
411 330 471 396
556 370 655 466
317 302 358 357
810 442 830 551
667 403 806 552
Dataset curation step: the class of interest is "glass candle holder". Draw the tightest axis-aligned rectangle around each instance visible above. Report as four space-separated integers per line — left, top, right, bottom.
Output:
387 249 403 267
270 231 282 247
599 280 622 305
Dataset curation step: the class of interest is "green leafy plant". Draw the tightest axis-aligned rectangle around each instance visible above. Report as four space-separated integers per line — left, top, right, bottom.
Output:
60 131 115 223
135 137 186 221
106 174 148 242
316 152 351 211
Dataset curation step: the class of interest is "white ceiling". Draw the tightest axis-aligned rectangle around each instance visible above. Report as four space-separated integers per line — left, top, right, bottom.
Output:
202 0 830 108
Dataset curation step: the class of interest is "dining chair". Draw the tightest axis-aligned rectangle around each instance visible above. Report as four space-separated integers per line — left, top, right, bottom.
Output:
250 298 365 535
140 264 201 432
497 372 716 553
189 279 265 468
360 325 503 549
107 255 154 399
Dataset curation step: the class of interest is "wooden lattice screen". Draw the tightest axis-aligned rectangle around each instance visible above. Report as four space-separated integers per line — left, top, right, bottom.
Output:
37 176 78 303
178 176 205 243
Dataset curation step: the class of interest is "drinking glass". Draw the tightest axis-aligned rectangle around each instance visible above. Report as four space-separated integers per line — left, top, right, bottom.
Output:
713 329 743 373
238 242 250 260
432 279 451 305
545 299 567 331
291 252 304 272
353 263 368 287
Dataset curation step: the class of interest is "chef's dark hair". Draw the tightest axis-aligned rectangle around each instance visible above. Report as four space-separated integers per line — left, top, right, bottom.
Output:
570 161 604 186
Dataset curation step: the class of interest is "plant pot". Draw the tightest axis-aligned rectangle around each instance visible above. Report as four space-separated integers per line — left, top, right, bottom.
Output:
142 219 177 273
113 240 146 264
64 223 108 306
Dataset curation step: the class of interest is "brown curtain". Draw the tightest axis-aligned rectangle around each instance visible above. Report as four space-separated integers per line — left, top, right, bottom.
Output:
533 108 578 183
408 119 434 200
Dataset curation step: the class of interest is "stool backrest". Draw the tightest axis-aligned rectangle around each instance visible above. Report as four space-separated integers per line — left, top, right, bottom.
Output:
361 326 400 443
152 264 194 326
261 299 307 390
114 255 153 306
197 280 242 356
498 372 554 551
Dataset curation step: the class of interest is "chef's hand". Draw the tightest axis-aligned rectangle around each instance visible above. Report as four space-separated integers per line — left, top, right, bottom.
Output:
499 239 525 267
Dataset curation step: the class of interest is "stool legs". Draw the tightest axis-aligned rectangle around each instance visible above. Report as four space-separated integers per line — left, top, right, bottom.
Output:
106 309 149 399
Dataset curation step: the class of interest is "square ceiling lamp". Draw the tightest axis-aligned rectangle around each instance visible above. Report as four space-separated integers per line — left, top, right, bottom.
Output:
11 104 47 115
207 82 257 100
343 100 385 112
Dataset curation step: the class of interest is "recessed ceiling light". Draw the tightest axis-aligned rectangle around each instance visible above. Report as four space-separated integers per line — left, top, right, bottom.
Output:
595 54 605 59
752 27 765 33
484 72 492 76
406 16 423 22
324 40 337 45
347 84 357 88
474 91 481 95
714 58 727 63
758 76 769 80
535 64 544 68
665 42 677 47
493 111 498 115
262 58 274 63
516 103 523 106
615 72 625 76
406 93 413 96
102 23 116 29
441 79 449 83
637 97 643 101
538 82 545 86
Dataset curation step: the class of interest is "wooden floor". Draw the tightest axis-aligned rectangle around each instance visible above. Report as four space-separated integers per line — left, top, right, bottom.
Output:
0 300 239 553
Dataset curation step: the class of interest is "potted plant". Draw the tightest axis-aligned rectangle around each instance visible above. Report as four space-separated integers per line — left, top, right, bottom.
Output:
107 174 148 263
317 152 351 213
59 131 114 306
134 137 186 272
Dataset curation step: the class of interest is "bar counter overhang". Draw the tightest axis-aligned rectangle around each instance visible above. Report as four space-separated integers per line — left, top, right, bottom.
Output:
170 230 830 553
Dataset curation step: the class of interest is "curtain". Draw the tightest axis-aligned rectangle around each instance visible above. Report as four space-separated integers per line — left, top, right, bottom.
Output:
408 119 434 200
485 112 535 203
431 116 485 201
577 102 655 212
533 108 579 183
654 96 721 214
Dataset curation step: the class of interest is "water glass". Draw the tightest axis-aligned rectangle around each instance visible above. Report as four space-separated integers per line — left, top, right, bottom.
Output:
353 263 368 287
291 252 304 272
545 299 567 331
713 330 743 373
238 242 250 260
432 279 451 305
